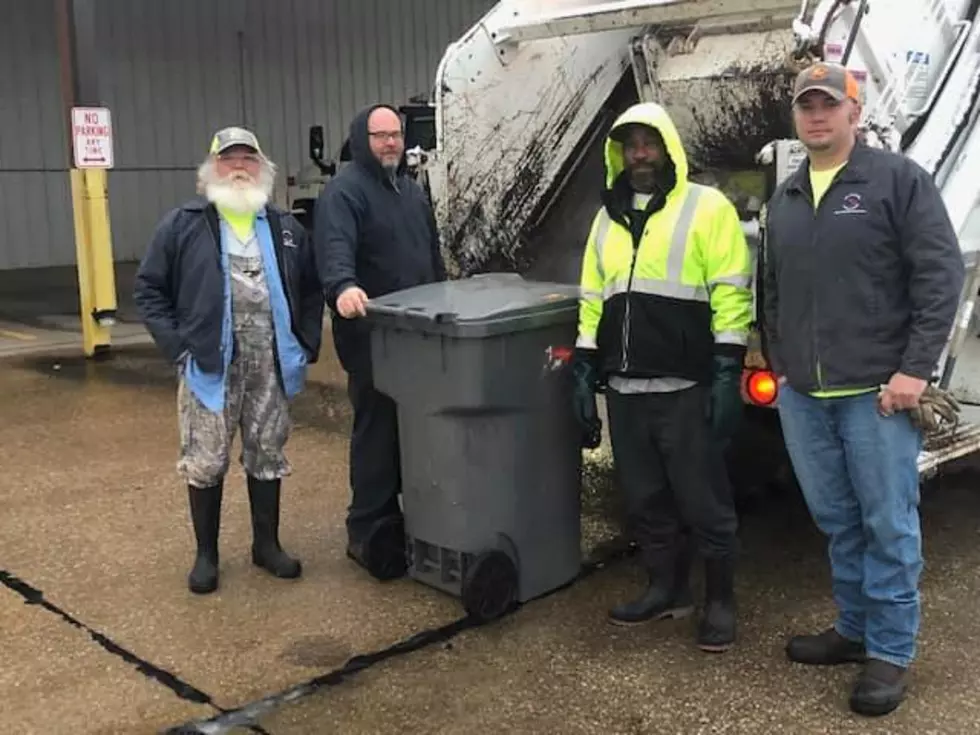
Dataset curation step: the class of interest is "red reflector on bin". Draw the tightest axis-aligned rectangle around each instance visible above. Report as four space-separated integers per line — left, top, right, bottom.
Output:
745 370 778 406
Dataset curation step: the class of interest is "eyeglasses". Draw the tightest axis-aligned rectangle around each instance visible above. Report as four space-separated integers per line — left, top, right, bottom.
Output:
368 131 404 143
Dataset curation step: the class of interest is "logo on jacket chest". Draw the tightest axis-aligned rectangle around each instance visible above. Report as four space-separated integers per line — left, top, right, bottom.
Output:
833 192 868 216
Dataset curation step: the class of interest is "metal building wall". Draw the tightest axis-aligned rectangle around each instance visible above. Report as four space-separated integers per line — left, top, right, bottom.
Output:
0 1 74 271
0 0 495 271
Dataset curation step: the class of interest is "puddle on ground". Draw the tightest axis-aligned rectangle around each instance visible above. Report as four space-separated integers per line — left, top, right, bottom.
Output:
13 345 176 387
279 634 354 669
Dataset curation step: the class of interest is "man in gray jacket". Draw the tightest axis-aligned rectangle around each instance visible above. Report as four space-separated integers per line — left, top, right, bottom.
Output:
764 62 964 716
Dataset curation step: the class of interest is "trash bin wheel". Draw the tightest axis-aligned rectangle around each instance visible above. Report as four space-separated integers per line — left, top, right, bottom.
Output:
461 550 518 622
365 515 408 581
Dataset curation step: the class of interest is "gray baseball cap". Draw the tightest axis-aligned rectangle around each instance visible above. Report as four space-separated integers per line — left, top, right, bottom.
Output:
209 126 263 155
792 62 861 104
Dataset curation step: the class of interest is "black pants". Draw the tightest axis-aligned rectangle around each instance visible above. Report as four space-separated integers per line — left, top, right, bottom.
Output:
606 385 737 565
346 371 402 542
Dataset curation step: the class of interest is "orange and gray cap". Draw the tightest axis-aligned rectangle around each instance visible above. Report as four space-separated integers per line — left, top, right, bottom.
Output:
209 126 263 156
792 62 860 104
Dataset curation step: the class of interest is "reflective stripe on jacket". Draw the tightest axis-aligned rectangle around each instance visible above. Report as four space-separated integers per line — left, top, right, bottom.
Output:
576 102 754 384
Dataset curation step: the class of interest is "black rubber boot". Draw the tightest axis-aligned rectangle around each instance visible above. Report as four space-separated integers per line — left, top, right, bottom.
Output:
608 540 695 626
849 659 909 716
697 556 736 652
187 484 222 594
787 628 867 665
247 477 302 579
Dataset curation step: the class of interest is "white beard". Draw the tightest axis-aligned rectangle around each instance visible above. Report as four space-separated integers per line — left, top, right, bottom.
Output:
205 181 269 214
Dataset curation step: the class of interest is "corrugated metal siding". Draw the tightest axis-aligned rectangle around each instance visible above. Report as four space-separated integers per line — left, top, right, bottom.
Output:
0 1 74 270
0 0 495 270
100 0 497 264
97 0 250 263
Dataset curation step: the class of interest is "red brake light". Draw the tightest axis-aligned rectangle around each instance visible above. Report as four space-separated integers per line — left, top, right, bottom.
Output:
745 370 779 406
550 346 573 363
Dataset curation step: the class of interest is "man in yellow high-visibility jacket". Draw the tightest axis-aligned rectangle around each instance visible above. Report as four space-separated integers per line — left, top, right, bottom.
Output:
572 102 753 652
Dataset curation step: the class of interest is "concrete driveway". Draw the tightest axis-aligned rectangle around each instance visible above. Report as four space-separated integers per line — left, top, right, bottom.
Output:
2 341 979 735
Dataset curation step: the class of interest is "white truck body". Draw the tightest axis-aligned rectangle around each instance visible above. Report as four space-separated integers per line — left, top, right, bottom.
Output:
417 0 980 480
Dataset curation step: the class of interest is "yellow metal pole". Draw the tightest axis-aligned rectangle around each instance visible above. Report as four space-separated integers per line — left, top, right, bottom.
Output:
59 0 117 359
69 166 117 357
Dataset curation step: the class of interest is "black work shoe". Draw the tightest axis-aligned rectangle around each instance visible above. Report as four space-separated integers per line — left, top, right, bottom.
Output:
247 477 302 580
849 659 908 716
697 557 736 652
187 484 222 594
347 515 407 581
786 628 866 665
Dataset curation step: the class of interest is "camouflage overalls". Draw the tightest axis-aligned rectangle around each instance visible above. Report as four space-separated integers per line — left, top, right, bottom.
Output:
176 225 292 488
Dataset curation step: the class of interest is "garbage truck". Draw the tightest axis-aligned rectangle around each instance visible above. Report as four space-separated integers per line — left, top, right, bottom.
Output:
404 0 980 493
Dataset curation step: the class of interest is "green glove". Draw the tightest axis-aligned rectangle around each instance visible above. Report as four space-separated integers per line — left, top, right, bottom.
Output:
709 354 744 446
571 348 603 449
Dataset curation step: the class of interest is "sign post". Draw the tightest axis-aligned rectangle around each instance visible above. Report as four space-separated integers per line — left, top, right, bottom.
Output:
58 0 119 360
68 105 117 357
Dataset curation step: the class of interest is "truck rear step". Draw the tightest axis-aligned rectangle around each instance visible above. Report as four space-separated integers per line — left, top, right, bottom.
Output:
919 421 980 476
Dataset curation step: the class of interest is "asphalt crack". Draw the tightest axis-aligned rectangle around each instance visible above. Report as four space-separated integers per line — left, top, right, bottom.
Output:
163 538 636 734
0 569 272 735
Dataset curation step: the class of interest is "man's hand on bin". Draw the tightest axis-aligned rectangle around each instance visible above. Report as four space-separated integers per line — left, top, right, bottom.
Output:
337 286 369 318
709 353 744 445
572 348 603 449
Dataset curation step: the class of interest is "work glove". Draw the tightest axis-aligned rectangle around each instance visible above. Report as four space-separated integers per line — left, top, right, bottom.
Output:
908 384 961 434
709 354 745 447
571 348 603 450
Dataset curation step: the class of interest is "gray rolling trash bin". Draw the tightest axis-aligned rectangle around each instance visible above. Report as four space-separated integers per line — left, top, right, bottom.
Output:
365 273 584 621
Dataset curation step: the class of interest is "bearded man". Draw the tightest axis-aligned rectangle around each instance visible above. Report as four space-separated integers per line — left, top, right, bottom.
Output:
314 104 446 581
134 127 324 595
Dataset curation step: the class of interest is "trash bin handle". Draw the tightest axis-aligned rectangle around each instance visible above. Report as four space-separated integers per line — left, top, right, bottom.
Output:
365 303 406 319
366 303 458 323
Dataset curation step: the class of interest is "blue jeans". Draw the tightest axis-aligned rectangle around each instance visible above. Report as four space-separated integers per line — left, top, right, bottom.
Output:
777 385 924 668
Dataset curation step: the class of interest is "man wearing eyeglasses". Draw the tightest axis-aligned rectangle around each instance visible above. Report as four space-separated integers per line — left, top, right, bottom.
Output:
314 105 447 581
134 127 324 595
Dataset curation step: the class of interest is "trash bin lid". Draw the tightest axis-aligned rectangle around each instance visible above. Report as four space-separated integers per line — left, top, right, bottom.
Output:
365 273 581 338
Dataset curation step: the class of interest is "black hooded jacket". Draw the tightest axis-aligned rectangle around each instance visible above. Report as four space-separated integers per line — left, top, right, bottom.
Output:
313 103 446 374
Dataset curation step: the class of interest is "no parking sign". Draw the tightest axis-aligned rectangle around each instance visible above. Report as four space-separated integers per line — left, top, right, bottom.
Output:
71 107 114 169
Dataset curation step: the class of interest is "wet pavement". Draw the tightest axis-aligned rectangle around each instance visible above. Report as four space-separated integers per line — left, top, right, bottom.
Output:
2 340 980 734
0 264 150 358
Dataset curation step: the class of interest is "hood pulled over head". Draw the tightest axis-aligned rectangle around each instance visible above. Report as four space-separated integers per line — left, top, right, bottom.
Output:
604 102 688 198
348 103 404 180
